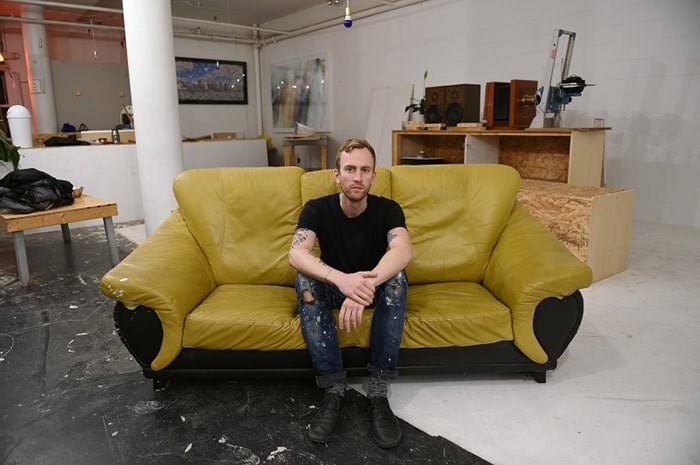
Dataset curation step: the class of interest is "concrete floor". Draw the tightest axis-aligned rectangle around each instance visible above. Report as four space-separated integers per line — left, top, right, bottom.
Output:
111 219 700 465
3 220 698 465
359 220 700 465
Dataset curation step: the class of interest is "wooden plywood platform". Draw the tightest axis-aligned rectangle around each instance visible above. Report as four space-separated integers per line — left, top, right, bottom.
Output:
500 136 570 182
518 180 635 282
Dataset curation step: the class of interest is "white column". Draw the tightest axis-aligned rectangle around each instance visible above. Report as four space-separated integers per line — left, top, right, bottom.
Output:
122 0 184 236
21 5 58 133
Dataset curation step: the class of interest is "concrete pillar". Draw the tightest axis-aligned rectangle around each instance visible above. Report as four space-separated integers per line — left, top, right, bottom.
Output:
21 5 58 133
122 0 184 236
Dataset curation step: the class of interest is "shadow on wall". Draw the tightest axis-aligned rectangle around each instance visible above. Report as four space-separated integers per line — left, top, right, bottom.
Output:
605 111 699 227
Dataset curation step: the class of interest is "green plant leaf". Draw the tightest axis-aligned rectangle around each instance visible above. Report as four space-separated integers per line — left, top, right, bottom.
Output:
0 129 21 170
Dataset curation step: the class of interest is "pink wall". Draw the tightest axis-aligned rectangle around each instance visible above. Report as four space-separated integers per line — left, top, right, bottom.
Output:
2 28 125 108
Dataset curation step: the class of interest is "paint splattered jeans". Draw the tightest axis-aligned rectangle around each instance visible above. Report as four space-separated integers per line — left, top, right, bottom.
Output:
296 271 408 389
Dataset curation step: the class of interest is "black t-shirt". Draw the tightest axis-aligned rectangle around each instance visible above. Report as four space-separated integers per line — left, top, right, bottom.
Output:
298 194 406 273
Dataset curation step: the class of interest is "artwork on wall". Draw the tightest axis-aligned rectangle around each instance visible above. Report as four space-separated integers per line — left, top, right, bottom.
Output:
270 54 329 132
175 57 247 104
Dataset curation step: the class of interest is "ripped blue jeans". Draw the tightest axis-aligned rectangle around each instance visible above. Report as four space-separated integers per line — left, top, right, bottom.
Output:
296 271 408 389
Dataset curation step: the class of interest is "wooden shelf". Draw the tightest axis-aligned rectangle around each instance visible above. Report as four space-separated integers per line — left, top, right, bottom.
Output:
392 127 609 187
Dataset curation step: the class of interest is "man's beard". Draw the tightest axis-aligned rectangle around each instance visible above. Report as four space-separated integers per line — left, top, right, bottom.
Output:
341 183 369 202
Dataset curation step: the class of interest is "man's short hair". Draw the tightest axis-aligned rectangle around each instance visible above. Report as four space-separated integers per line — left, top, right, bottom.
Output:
336 138 376 170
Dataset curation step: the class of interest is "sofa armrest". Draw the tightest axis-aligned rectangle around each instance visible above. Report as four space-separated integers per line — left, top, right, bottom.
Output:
483 203 593 364
101 210 217 370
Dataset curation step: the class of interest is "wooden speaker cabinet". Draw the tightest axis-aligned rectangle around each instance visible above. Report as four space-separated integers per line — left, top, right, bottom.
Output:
484 79 538 129
424 86 445 124
444 84 480 125
425 84 481 126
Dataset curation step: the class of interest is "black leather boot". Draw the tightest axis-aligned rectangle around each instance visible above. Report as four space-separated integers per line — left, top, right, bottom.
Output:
368 396 402 448
309 390 345 443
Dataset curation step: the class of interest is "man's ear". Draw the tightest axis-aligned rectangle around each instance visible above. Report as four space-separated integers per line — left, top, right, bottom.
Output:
333 169 340 184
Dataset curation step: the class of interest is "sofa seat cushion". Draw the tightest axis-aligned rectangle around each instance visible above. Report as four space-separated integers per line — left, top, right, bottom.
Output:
181 284 377 351
183 282 512 353
183 284 303 351
402 282 512 348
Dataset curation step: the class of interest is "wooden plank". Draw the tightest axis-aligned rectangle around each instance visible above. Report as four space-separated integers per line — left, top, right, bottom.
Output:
587 189 635 281
567 130 605 186
0 195 118 233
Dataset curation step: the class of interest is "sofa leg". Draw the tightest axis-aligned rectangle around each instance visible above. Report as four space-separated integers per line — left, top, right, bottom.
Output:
152 377 170 391
532 371 547 383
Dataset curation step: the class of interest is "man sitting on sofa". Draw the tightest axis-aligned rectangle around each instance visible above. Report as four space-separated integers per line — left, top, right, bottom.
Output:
288 138 413 448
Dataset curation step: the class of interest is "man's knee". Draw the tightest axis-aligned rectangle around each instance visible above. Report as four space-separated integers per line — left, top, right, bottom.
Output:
387 271 408 291
297 273 320 304
302 289 316 304
381 271 408 306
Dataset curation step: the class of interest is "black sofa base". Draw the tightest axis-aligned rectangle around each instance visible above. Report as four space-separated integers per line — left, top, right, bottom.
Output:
113 291 584 389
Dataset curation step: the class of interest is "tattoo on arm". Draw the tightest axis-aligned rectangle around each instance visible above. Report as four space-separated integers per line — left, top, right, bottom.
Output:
387 231 398 244
292 229 309 248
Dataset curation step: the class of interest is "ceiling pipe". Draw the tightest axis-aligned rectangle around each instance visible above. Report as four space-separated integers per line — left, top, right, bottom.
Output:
259 0 429 46
2 0 122 15
1 0 431 46
0 15 258 45
171 16 289 37
0 15 124 31
173 31 256 45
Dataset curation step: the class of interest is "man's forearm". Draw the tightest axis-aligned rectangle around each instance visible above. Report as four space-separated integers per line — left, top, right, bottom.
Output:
289 248 333 283
371 245 412 286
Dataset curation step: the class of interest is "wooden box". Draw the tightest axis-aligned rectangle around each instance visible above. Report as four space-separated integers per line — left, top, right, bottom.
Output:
517 179 635 282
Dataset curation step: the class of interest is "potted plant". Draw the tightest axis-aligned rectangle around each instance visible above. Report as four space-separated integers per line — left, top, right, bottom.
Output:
404 69 428 122
0 129 21 173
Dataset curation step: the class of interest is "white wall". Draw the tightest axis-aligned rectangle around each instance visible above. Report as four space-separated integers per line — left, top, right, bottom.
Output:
173 38 261 140
4 0 699 227
260 0 700 228
16 139 267 228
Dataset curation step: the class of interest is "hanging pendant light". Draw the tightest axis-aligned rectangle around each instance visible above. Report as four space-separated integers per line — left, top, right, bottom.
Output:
343 0 352 28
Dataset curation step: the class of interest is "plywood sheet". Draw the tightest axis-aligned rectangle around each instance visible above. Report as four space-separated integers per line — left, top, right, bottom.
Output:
500 136 569 182
518 179 634 281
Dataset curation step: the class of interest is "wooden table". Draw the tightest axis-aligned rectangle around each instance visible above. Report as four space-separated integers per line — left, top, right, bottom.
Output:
0 195 120 286
282 136 328 169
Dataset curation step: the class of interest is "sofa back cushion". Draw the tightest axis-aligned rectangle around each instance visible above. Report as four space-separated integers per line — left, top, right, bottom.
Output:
173 167 304 286
390 164 520 284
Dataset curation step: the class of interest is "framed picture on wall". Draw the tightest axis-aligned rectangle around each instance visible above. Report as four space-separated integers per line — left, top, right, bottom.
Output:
175 57 247 104
270 54 330 132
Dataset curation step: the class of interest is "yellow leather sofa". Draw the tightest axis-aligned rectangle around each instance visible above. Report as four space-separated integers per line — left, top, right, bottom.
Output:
101 164 592 388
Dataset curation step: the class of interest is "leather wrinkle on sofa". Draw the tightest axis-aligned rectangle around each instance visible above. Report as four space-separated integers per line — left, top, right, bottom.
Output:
101 164 592 386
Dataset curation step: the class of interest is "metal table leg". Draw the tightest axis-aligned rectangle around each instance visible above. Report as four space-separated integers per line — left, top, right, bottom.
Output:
61 223 71 243
103 217 120 266
12 231 30 286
